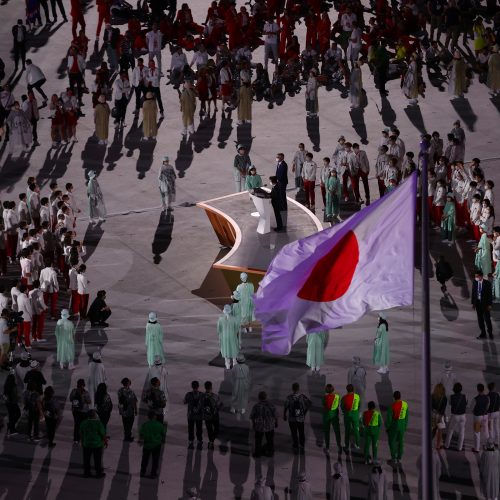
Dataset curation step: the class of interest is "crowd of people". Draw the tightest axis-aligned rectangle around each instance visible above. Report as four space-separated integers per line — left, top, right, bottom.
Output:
0 0 499 498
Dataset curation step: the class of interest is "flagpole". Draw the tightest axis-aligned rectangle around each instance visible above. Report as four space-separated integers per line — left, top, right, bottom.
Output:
419 137 433 499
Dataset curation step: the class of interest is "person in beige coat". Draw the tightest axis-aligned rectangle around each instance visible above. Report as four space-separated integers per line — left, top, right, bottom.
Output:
94 94 110 145
237 81 253 125
487 45 500 96
142 91 158 140
448 51 467 98
180 80 196 137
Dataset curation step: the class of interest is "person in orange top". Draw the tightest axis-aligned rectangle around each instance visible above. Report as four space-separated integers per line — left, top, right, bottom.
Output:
341 384 360 452
386 391 409 465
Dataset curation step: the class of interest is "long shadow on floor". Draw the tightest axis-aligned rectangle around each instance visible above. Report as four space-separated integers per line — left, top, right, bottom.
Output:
306 115 320 152
82 221 105 263
106 441 132 500
200 449 218 500
81 137 107 179
152 210 174 264
378 96 397 128
217 110 233 149
404 103 427 135
192 111 217 154
235 122 254 153
450 97 478 132
105 126 125 171
349 107 368 145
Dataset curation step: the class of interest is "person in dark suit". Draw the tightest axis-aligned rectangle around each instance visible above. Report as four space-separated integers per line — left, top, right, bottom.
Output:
275 153 288 229
471 270 493 339
269 176 283 232
12 20 28 72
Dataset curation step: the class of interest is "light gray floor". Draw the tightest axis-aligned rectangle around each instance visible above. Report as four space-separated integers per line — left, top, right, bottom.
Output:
0 1 499 498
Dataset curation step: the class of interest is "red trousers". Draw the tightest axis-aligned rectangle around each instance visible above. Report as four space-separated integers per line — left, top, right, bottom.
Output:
78 293 89 317
71 290 80 315
43 292 59 318
342 172 361 201
71 11 86 38
18 321 32 347
0 248 7 274
20 278 33 291
472 224 481 242
32 313 46 340
96 9 110 36
433 205 444 226
303 180 316 209
320 183 326 206
6 234 18 259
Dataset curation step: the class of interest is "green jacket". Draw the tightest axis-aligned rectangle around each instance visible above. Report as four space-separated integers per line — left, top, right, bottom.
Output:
140 420 166 450
80 418 106 448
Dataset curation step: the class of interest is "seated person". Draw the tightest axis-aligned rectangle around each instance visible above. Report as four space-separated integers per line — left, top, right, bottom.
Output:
87 290 111 327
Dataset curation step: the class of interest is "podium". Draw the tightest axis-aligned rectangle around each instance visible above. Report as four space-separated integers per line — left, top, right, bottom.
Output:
249 192 272 235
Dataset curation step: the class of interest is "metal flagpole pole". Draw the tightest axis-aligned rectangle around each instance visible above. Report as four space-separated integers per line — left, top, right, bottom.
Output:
419 137 433 499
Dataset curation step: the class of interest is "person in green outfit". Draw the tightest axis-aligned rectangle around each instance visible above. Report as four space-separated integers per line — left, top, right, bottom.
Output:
373 313 390 374
386 390 409 466
341 384 360 452
306 330 328 373
475 224 492 276
80 409 106 478
217 305 240 370
55 309 75 370
441 192 456 245
145 312 165 368
322 384 342 454
235 272 255 333
245 166 263 191
139 410 166 478
325 169 342 222
492 227 500 301
362 401 382 464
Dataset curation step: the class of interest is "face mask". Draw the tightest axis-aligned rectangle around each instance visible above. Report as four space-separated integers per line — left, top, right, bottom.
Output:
475 277 481 282
276 158 280 162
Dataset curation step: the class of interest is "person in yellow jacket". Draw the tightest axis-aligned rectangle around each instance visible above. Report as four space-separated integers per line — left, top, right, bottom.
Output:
341 384 360 452
362 401 382 464
386 390 409 465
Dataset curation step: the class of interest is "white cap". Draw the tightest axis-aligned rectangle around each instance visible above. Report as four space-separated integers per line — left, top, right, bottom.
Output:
30 360 40 368
92 351 102 361
148 312 157 322
88 170 96 179
378 312 387 320
163 155 169 162
61 309 70 319
223 304 232 315
240 272 248 282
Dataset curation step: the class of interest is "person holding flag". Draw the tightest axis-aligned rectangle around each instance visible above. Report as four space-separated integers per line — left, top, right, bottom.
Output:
322 384 342 454
341 384 360 452
386 390 409 466
363 401 382 464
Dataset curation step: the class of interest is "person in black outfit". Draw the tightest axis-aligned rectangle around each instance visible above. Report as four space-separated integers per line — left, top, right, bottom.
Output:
12 20 28 72
444 382 467 451
87 290 112 327
42 386 59 447
275 153 288 228
203 381 222 450
184 380 204 450
471 270 493 339
50 0 67 22
24 360 47 395
473 383 490 452
270 176 284 232
283 383 312 453
435 255 453 293
3 374 21 436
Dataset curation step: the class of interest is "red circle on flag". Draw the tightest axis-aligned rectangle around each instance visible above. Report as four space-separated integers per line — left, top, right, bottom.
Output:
297 230 359 302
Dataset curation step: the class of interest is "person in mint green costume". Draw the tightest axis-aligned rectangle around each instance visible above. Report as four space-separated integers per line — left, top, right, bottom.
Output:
218 304 240 370
386 390 409 465
306 330 328 373
235 272 255 333
245 166 263 191
325 169 342 221
145 312 165 368
441 192 456 244
373 313 390 374
341 384 360 451
475 224 492 276
493 227 500 301
87 170 107 224
55 309 75 370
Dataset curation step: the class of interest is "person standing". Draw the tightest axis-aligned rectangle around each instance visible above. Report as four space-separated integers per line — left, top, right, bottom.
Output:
302 153 317 211
55 309 75 369
362 401 382 464
70 0 86 39
29 279 47 343
158 156 176 211
88 351 106 406
250 391 277 458
145 60 164 118
233 145 251 193
143 377 167 424
235 273 254 332
231 354 251 415
184 380 204 450
474 225 492 277
42 386 59 447
331 462 350 499
347 356 367 410
12 20 28 72
94 94 110 146
488 382 500 447
17 284 33 348
386 391 409 465
145 312 165 367
487 45 500 96
263 16 279 70
203 381 222 450
237 80 252 125
141 91 158 140
80 409 106 477
69 379 91 443
76 265 90 319
373 313 390 374
444 382 467 451
25 60 48 103
117 377 137 442
292 143 307 190
24 381 43 442
21 92 40 147
275 152 288 229
39 263 59 319
479 438 500 500
341 384 360 452
306 331 328 373
4 373 21 437
95 0 111 40
87 171 107 224
283 383 311 453
448 51 467 98
139 410 166 478
146 23 163 75
305 69 319 117
131 58 147 114
472 270 493 339
473 383 491 453
6 101 33 153
113 71 131 127
50 0 67 22
325 169 342 221
217 305 239 369
180 80 196 137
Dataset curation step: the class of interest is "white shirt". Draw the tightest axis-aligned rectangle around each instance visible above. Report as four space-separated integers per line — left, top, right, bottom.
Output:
25 64 45 85
20 257 32 285
11 287 21 312
77 273 89 294
191 51 208 68
145 67 160 88
340 12 357 31
29 288 47 315
17 293 33 322
131 65 147 87
0 318 9 344
302 161 317 181
146 30 162 52
219 66 232 85
170 52 187 71
39 266 59 293
68 267 78 290
263 21 279 44
114 78 132 100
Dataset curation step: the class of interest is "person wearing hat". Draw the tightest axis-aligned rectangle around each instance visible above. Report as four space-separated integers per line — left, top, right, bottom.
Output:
441 192 456 245
373 313 389 374
217 305 239 370
24 359 46 395
233 144 252 193
331 461 350 500
55 309 75 370
158 156 176 211
367 459 388 498
472 270 493 339
294 472 313 500
87 171 107 224
245 166 263 191
88 351 106 406
94 94 110 146
113 71 131 126
141 90 158 140
180 80 197 136
475 224 492 277
145 312 165 368
448 51 467 98
332 136 346 168
487 45 500 96
479 437 500 500
235 272 255 332
231 353 251 415
386 391 409 465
